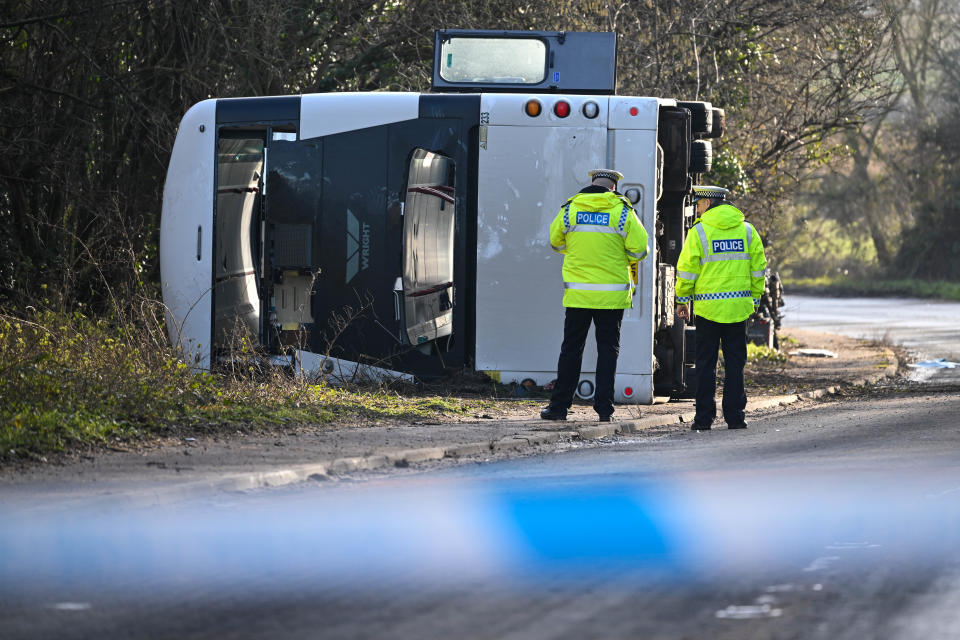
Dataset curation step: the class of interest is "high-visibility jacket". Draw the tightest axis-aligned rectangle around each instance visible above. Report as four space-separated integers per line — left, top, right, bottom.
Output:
549 189 650 309
675 203 767 323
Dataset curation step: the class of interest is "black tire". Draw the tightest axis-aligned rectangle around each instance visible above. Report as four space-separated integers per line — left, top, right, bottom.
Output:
689 139 712 174
677 101 713 137
707 108 725 139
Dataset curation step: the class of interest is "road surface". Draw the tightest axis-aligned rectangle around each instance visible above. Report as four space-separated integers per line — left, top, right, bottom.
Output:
783 295 960 382
2 295 960 639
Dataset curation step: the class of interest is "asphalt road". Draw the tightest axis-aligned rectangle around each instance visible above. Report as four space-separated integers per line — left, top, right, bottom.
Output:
783 294 960 379
3 296 960 639
3 389 960 639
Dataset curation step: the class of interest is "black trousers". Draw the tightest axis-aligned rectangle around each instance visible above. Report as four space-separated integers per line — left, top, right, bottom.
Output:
549 307 624 417
694 317 747 427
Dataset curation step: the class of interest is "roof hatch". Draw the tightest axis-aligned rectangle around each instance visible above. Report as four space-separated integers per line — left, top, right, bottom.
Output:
431 30 617 95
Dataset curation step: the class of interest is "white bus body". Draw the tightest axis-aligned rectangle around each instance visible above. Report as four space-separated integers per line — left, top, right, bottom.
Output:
160 31 723 402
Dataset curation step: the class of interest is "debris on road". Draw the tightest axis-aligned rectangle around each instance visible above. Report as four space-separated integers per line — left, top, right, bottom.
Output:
789 348 839 358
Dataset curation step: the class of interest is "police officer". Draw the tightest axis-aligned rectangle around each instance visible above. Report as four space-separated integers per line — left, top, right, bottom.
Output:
675 185 767 430
541 169 649 422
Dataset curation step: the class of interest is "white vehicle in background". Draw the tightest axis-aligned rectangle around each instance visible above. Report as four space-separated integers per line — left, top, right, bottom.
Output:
160 30 729 403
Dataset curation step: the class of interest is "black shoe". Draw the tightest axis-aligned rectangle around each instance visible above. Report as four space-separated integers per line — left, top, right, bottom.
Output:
727 422 747 429
540 406 567 421
691 423 711 431
598 415 612 422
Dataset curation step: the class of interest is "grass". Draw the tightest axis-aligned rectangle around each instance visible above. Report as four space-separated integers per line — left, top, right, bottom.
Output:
0 310 497 462
747 343 787 363
784 276 960 301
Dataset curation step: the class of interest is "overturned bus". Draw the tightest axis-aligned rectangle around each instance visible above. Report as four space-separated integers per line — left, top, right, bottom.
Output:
160 30 731 404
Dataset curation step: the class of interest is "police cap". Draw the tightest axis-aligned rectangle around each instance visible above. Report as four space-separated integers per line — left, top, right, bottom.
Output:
589 169 624 183
692 185 730 201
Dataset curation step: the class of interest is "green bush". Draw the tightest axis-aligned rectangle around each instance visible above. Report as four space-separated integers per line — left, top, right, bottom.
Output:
0 310 489 461
0 311 189 456
747 343 787 363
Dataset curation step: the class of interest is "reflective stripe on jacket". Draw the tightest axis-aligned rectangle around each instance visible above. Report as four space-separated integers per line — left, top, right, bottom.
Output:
549 190 650 309
675 203 767 323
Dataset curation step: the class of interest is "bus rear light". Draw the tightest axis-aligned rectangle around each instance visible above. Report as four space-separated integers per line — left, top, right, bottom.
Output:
582 101 599 118
624 386 634 397
524 99 542 117
629 106 639 116
554 100 571 118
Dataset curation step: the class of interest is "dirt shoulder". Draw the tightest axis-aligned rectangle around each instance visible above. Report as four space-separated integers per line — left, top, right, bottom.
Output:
745 327 902 395
0 328 900 499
